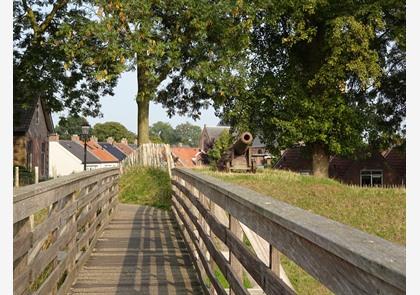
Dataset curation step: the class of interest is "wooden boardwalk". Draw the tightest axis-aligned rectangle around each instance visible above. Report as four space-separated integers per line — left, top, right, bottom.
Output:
69 204 204 295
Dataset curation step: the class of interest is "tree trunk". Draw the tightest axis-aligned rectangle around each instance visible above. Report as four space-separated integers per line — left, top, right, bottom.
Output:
312 143 329 178
136 60 150 144
136 96 149 144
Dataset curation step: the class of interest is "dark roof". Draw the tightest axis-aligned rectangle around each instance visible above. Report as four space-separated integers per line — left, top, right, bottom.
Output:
204 126 230 140
252 136 266 148
59 140 101 163
98 142 126 161
14 97 54 133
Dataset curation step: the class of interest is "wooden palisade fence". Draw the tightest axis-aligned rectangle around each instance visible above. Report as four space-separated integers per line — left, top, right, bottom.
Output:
121 143 174 176
13 168 120 295
171 168 405 295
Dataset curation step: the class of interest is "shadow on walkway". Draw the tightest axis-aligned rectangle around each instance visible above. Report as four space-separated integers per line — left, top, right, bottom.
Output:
69 204 204 294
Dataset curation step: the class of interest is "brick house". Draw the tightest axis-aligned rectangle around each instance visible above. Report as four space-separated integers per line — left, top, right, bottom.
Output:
199 125 230 152
14 97 54 180
275 146 405 186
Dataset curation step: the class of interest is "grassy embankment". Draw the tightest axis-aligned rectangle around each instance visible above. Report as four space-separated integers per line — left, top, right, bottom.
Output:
118 167 172 210
198 168 405 294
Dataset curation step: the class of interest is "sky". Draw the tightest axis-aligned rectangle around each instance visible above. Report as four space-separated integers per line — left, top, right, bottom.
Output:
51 71 220 132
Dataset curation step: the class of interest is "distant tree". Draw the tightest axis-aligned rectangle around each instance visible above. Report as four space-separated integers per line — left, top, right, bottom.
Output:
55 115 89 140
92 122 134 142
175 123 201 147
149 121 179 145
127 131 137 143
207 130 233 164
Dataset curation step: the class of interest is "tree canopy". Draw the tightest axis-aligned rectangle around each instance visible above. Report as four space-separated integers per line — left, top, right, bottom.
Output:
149 121 179 145
92 121 136 142
13 0 124 117
175 123 201 147
55 115 89 140
96 0 252 143
220 0 406 177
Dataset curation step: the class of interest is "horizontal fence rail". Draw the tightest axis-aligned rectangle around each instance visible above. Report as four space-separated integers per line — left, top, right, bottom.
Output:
171 168 406 295
13 168 120 295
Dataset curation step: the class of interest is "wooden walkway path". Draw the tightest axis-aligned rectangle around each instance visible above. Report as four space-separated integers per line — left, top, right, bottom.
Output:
69 204 204 295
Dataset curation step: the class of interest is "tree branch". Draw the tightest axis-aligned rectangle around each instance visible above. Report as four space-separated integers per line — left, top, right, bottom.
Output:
22 0 40 37
38 0 70 35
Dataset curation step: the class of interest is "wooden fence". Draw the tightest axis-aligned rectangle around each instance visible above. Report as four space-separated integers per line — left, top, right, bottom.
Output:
13 168 120 295
171 168 405 295
121 143 174 175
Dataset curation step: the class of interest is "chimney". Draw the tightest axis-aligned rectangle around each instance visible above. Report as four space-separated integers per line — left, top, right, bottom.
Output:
106 137 114 144
49 133 59 141
90 135 98 142
71 134 79 142
120 138 128 145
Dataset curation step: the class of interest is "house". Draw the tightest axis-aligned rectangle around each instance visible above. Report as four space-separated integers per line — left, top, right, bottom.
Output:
14 97 54 180
81 137 119 168
275 146 405 186
171 147 201 168
382 146 406 185
249 136 272 167
114 138 135 156
199 125 230 152
48 134 103 176
98 138 127 161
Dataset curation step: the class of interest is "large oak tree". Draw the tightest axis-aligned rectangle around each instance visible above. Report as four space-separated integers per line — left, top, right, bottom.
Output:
98 0 251 143
221 0 405 177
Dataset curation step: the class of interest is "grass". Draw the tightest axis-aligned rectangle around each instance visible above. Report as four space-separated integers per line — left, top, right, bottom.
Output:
118 167 172 210
197 168 405 294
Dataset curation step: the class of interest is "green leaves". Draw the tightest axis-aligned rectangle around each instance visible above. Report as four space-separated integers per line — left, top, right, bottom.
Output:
92 121 136 142
14 0 122 117
221 0 405 158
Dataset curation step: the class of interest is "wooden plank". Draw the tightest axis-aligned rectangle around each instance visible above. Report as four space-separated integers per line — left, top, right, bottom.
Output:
14 169 119 222
172 198 227 295
14 232 32 262
172 184 295 295
229 214 244 295
13 268 30 295
172 191 249 295
172 200 218 295
172 169 405 295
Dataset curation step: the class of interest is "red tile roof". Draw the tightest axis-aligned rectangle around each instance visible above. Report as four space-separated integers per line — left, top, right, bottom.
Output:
82 140 119 162
114 142 134 156
171 147 200 168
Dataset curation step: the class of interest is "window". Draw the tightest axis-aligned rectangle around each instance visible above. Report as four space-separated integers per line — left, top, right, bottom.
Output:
26 140 33 171
360 170 383 186
36 103 40 124
41 142 46 176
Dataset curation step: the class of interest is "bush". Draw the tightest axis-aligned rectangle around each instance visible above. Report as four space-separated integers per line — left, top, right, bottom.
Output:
207 130 234 166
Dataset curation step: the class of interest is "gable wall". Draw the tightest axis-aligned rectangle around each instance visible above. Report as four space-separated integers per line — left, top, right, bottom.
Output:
24 98 50 179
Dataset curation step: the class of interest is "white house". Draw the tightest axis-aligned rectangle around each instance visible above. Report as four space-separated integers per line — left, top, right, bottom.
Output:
49 134 116 177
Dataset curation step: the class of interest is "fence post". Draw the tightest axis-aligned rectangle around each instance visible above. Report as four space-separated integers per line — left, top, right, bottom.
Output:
229 214 244 295
15 166 19 187
34 166 39 184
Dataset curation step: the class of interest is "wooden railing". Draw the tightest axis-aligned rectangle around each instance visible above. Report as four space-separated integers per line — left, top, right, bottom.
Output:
13 168 120 295
171 168 405 295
